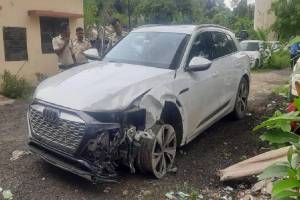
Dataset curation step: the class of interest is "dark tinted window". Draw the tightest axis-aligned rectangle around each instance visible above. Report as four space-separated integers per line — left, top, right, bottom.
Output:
211 32 237 58
188 32 215 61
40 17 69 54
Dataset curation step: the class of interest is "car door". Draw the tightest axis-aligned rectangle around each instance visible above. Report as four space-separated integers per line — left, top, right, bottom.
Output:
210 31 239 105
176 31 224 139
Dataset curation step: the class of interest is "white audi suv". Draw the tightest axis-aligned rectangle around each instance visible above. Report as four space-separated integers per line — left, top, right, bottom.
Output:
28 25 250 182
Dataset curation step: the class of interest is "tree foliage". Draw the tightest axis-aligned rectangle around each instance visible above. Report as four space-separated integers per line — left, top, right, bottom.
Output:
272 0 300 40
83 0 256 39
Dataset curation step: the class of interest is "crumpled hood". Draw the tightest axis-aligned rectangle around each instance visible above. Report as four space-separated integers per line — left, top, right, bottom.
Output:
244 51 260 60
35 61 173 111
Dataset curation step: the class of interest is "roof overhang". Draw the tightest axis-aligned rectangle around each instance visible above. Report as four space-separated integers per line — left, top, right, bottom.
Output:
28 10 83 19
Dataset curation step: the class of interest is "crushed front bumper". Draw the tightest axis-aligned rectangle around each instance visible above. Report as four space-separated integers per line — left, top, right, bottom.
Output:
28 137 119 183
27 100 122 183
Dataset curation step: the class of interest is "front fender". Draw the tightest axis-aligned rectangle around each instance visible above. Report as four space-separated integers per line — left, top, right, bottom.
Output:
138 87 184 129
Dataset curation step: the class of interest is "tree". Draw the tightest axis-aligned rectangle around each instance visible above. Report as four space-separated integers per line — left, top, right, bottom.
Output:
136 0 178 24
83 0 98 29
272 0 300 40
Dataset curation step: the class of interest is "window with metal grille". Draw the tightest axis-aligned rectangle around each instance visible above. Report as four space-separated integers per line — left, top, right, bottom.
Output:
40 17 69 54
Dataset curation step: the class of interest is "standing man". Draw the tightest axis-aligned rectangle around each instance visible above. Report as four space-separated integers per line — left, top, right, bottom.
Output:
52 22 75 71
110 18 127 47
73 27 92 65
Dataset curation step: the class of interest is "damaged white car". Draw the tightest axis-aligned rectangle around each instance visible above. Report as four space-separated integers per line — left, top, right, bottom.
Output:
27 25 250 182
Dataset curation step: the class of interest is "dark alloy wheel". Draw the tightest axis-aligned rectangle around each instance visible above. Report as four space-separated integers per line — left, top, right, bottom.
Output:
137 124 177 178
233 77 249 119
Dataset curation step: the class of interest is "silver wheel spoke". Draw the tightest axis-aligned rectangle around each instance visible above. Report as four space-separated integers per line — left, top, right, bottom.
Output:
164 131 175 147
164 148 176 161
153 153 162 169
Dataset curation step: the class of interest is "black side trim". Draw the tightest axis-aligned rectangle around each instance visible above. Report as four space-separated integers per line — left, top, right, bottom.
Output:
179 88 189 95
196 100 231 128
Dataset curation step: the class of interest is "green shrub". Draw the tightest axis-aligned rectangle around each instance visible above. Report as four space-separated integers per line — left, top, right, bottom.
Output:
265 49 290 69
253 99 300 199
0 70 33 99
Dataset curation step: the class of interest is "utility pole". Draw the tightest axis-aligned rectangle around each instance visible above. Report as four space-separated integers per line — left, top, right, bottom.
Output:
128 0 131 30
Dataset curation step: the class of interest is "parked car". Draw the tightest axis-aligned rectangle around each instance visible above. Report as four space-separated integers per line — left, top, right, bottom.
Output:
240 40 265 68
27 25 251 182
290 59 300 99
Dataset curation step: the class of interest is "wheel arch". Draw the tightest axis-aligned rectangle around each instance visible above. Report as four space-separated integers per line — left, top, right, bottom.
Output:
160 101 184 146
242 73 250 84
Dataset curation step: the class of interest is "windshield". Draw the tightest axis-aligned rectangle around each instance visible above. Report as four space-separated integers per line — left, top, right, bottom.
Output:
240 42 260 51
103 32 188 69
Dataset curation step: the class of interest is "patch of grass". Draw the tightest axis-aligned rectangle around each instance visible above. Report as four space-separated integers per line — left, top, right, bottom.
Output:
0 70 34 99
264 49 290 69
272 84 290 97
251 68 273 73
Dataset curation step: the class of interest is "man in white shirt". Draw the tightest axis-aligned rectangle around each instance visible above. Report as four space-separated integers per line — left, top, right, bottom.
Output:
52 23 75 70
73 27 92 65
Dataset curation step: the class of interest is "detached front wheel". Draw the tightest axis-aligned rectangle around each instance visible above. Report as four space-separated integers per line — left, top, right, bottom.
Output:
137 124 177 178
233 77 249 119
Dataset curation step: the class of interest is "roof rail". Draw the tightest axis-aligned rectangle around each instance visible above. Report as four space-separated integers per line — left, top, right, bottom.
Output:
196 24 232 31
137 24 164 28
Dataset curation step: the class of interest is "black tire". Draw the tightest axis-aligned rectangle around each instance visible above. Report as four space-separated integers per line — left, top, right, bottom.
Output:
137 124 177 179
232 77 249 119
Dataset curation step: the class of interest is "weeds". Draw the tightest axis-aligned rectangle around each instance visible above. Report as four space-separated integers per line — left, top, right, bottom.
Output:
0 70 33 99
264 49 290 69
272 84 290 98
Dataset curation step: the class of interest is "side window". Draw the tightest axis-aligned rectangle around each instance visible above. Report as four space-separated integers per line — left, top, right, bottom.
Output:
188 32 215 63
211 32 237 59
40 17 69 54
226 34 238 53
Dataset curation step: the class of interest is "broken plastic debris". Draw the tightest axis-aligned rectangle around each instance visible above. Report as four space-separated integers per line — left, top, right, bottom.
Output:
165 191 190 199
2 190 13 200
10 150 30 161
219 146 288 181
168 167 178 173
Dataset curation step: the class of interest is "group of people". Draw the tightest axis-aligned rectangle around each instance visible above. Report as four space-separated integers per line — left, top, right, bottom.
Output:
52 18 126 71
52 23 91 71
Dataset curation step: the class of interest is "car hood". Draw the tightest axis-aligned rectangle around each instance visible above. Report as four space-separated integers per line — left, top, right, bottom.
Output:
35 61 173 111
244 51 260 59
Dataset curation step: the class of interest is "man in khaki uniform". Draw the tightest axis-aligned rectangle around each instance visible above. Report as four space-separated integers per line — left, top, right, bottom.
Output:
73 27 92 65
109 18 127 47
52 23 75 70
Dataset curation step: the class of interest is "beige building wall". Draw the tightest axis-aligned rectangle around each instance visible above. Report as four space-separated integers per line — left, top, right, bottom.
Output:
254 0 276 40
0 0 83 83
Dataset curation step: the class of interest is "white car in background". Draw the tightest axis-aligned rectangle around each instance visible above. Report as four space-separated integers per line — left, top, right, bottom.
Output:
240 40 264 68
291 59 300 98
27 25 250 182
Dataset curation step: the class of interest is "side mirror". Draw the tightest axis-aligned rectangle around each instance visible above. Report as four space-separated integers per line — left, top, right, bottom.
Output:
83 48 101 60
186 57 212 72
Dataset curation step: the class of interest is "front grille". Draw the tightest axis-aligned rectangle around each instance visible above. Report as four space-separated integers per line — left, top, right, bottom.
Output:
29 107 86 154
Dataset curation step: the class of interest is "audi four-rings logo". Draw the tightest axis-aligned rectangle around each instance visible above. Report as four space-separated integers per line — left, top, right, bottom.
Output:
42 107 60 124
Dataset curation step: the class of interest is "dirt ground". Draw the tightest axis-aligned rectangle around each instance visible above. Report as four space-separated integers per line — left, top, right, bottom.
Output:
0 69 291 200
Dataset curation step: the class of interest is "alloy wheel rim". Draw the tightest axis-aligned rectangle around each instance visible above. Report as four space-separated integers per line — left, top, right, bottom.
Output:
151 125 176 178
237 81 249 113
